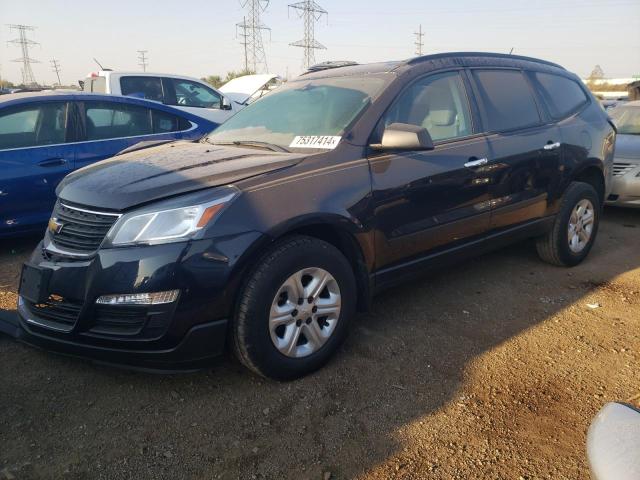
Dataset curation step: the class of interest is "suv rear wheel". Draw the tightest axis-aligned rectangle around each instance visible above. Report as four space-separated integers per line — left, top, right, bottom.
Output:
536 181 600 267
232 235 356 380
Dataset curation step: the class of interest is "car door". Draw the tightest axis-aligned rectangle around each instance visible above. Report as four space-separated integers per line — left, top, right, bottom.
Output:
469 69 562 230
161 77 232 124
368 70 492 279
0 100 74 236
73 99 196 171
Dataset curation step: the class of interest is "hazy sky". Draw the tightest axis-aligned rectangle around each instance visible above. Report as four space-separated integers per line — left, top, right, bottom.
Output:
1 0 639 86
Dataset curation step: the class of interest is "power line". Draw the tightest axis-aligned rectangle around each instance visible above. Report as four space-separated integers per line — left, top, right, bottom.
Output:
414 24 424 56
138 50 148 72
50 59 61 85
288 0 327 70
7 24 39 86
237 0 270 73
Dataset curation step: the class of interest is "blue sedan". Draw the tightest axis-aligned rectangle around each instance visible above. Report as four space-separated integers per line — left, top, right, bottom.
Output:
0 92 218 238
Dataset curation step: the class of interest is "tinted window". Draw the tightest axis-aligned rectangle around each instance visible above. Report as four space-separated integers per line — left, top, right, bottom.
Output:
166 79 221 108
0 102 67 150
472 70 541 132
383 71 472 142
85 102 152 140
152 110 191 133
533 72 589 119
120 76 164 102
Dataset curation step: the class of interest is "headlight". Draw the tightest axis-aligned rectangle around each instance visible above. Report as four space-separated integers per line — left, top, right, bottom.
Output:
107 190 238 246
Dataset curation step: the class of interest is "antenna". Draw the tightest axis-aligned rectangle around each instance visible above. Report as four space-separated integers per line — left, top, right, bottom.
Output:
7 24 39 86
93 58 105 70
50 59 62 85
288 0 327 70
237 1 270 73
414 25 424 56
138 50 148 72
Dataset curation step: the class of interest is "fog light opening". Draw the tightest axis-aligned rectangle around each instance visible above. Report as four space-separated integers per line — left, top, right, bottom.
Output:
95 290 180 306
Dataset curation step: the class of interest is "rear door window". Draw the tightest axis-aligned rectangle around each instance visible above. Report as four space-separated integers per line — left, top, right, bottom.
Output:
532 72 589 119
120 76 164 102
472 70 541 132
0 102 67 150
84 101 152 140
163 78 221 109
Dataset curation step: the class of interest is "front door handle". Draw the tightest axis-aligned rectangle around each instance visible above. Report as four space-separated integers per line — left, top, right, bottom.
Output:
464 157 489 168
543 141 561 151
38 158 68 167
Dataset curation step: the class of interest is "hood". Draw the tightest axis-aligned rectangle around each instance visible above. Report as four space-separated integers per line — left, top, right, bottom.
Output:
219 74 281 104
615 134 640 160
57 141 306 210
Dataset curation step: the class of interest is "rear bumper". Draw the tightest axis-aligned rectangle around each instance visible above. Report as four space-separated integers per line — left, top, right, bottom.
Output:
2 306 228 372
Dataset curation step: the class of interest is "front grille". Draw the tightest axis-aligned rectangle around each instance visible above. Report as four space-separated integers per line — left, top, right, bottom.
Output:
50 202 120 253
89 306 148 336
25 295 82 331
613 162 635 177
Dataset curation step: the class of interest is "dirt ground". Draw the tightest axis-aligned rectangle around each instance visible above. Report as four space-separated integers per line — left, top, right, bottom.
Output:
0 207 639 480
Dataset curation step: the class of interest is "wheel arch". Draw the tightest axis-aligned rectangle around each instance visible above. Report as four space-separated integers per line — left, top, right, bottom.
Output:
572 164 606 207
228 215 374 317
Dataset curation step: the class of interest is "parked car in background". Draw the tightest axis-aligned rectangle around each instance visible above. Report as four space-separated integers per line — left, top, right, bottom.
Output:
606 101 640 207
82 71 240 124
218 74 282 105
0 91 216 238
3 53 615 379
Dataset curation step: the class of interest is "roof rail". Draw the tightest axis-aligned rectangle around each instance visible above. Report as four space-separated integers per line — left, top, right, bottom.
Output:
406 52 565 70
304 60 359 74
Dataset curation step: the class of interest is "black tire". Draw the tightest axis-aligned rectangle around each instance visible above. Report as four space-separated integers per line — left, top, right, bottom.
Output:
536 181 600 267
232 235 357 380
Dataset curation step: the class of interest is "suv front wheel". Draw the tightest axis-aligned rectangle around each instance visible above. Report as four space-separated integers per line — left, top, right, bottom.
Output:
536 181 601 267
232 235 356 380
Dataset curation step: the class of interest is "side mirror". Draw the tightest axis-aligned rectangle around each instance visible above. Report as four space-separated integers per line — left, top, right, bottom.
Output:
370 123 434 151
587 402 640 480
220 97 233 111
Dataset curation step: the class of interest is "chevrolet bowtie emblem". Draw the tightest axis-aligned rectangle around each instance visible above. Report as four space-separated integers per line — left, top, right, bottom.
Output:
48 217 64 234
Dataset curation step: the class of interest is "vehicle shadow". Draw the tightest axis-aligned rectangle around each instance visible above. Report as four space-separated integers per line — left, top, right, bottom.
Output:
0 208 638 479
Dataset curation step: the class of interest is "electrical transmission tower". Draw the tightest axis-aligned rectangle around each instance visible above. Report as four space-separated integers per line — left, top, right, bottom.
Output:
138 50 148 72
7 24 39 86
288 1 327 70
236 0 270 73
414 24 424 56
50 59 62 85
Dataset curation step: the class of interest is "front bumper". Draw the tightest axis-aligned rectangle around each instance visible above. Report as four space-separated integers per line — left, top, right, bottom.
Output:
606 161 640 208
8 231 263 371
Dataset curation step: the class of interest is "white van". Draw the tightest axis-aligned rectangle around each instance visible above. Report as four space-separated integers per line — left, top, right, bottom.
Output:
82 71 280 125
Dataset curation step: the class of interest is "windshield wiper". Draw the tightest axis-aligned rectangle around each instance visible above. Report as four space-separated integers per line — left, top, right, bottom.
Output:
205 139 291 153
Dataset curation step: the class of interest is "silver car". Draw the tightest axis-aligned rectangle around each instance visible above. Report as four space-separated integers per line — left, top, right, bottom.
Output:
607 101 640 208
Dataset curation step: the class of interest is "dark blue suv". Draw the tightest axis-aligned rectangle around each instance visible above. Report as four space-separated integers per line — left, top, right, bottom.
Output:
0 92 217 238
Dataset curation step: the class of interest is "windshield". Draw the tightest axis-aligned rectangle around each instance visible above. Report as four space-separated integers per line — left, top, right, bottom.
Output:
609 105 640 135
206 74 390 151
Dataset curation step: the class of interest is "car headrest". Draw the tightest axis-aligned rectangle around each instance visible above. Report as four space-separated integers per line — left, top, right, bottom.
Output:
429 109 456 126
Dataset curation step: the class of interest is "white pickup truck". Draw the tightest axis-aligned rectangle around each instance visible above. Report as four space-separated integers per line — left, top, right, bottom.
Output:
82 71 280 125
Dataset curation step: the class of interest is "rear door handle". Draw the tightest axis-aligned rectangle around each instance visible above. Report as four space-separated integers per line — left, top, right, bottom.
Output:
543 142 561 151
38 158 68 167
464 157 489 168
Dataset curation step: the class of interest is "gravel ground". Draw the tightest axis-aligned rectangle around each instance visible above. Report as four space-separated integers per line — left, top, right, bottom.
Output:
1 207 639 480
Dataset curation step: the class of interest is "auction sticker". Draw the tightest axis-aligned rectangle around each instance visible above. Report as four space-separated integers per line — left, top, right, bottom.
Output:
289 135 342 149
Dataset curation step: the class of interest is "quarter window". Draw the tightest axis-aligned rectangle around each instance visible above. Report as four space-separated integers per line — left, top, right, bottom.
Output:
85 102 152 140
533 72 589 119
120 76 164 103
383 71 472 142
0 102 67 150
472 70 541 132
165 79 221 109
152 110 192 133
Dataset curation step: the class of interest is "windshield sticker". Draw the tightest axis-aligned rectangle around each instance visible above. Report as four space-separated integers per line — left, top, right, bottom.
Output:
289 135 342 149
